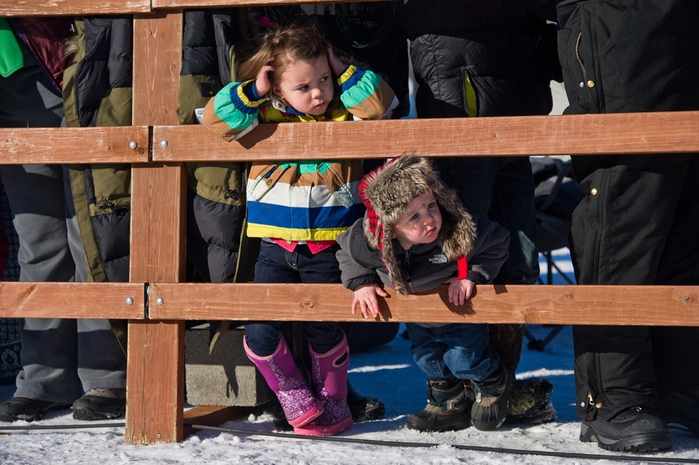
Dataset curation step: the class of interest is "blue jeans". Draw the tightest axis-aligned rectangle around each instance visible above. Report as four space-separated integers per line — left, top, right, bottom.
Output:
406 323 501 383
244 242 345 357
431 156 539 285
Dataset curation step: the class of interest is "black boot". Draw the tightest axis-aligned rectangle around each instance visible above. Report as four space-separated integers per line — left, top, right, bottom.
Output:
471 365 511 431
0 396 70 422
72 389 126 421
406 379 472 432
505 377 558 425
347 382 386 422
580 406 672 452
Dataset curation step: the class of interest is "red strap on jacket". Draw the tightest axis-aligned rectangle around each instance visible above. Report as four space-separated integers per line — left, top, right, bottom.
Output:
457 256 468 280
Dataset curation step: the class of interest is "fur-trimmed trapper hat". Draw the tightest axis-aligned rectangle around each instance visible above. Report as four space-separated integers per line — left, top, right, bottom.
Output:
358 153 477 294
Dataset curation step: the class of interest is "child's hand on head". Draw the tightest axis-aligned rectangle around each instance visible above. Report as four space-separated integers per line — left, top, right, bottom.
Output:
254 58 275 96
447 277 476 306
352 284 388 319
327 46 348 77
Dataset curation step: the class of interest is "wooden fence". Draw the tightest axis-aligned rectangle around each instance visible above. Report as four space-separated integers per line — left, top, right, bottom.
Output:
1 0 698 446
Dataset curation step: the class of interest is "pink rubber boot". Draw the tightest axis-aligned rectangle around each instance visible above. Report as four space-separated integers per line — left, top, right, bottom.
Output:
294 335 353 436
244 337 323 428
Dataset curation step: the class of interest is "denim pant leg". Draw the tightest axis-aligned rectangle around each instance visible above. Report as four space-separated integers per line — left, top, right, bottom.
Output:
245 242 299 357
245 243 344 356
407 323 500 383
296 245 344 354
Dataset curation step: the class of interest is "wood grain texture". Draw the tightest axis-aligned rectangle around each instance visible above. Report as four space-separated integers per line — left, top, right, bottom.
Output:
127 13 186 446
127 162 187 444
125 320 185 445
152 111 699 162
0 127 149 164
147 283 699 327
152 0 386 10
0 0 150 16
129 164 187 284
0 283 145 319
133 13 182 127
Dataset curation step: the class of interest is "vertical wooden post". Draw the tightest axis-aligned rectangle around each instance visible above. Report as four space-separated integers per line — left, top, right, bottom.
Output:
126 11 186 444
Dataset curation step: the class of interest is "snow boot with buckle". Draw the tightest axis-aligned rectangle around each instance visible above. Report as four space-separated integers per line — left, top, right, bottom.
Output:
406 378 473 432
294 335 353 436
244 336 323 428
471 364 512 431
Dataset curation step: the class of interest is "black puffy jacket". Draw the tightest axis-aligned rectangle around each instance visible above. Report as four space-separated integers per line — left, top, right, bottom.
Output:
404 0 553 119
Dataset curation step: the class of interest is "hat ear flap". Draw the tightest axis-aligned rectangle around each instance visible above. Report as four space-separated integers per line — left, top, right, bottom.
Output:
381 224 410 295
363 216 381 250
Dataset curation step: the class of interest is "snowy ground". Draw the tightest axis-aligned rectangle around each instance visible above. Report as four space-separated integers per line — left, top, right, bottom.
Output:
1 250 698 464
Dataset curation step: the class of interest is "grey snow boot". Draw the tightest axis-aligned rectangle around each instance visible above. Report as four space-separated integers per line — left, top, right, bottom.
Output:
406 379 473 432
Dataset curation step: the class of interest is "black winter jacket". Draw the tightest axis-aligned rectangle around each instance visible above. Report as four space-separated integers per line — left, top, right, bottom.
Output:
404 0 554 119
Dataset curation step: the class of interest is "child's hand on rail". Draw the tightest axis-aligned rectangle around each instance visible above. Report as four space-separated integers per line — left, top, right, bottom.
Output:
447 277 476 306
352 284 388 319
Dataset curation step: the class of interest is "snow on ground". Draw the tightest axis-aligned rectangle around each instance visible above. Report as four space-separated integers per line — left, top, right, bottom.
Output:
1 252 698 464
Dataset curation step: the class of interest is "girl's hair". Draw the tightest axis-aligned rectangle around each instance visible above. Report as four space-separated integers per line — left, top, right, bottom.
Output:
236 24 330 86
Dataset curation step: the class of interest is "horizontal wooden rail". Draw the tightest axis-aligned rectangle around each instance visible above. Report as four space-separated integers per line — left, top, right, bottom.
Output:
147 283 699 326
152 0 388 10
152 111 699 162
0 0 387 16
0 127 150 164
0 0 151 16
0 283 145 319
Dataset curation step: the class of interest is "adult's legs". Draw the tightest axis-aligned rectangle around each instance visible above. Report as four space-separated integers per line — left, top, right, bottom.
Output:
0 164 84 403
651 155 699 436
570 156 693 421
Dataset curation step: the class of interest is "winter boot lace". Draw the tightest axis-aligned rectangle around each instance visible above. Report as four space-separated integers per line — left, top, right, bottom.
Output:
406 379 473 432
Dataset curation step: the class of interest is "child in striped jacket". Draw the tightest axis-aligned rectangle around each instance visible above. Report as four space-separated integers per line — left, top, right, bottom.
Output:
202 23 397 437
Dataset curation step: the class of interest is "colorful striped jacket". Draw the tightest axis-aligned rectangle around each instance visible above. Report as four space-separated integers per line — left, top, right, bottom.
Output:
202 65 398 242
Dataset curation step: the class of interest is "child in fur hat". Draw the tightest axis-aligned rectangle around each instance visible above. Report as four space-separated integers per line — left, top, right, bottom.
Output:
335 153 512 432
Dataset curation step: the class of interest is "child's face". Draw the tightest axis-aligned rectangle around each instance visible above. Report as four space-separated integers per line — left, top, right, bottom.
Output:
273 55 334 116
392 191 443 250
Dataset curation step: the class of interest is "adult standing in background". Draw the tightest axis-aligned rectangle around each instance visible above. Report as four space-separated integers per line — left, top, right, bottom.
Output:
0 16 127 422
554 0 699 452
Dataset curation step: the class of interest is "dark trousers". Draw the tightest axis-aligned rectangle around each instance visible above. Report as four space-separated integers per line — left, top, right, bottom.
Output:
557 0 699 421
244 242 345 357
